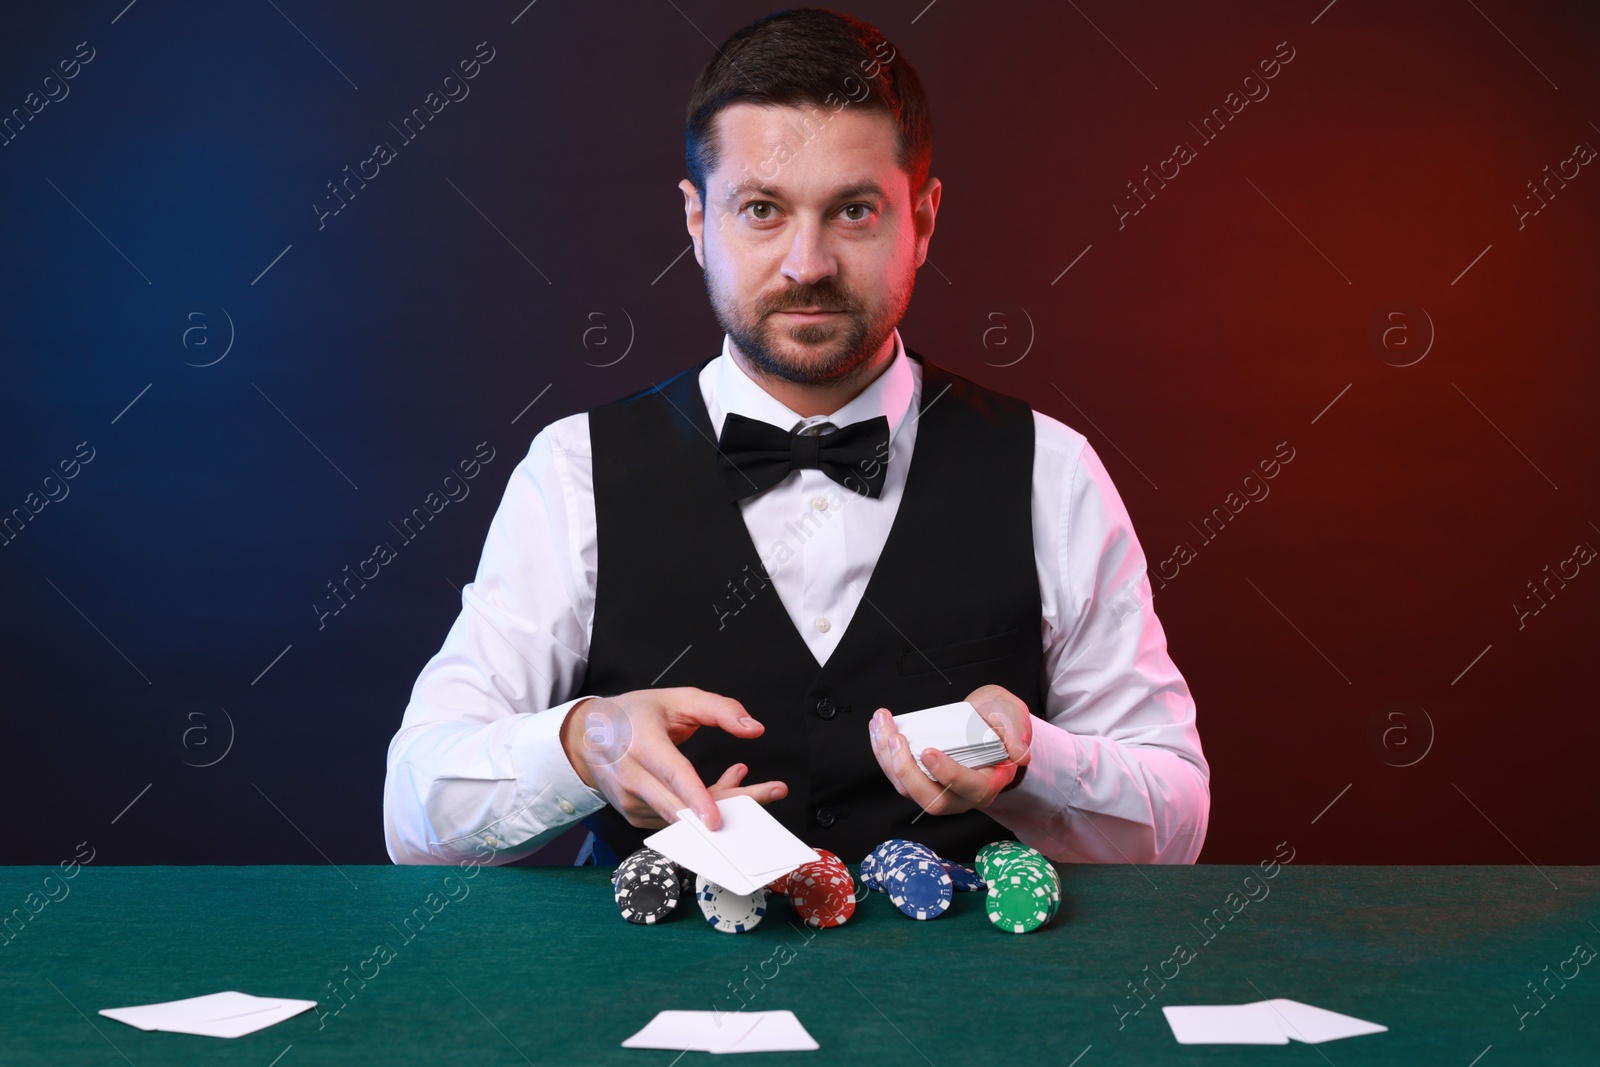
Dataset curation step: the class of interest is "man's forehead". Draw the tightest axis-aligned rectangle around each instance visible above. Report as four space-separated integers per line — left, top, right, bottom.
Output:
711 103 901 201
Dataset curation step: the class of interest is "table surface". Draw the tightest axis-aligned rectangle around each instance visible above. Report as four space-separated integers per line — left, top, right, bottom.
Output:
1 864 1595 1065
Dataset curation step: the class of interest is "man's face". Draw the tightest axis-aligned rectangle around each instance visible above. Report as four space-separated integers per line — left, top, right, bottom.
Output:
680 103 939 387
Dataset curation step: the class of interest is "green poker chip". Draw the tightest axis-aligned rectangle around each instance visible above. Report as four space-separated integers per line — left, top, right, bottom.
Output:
985 865 1055 934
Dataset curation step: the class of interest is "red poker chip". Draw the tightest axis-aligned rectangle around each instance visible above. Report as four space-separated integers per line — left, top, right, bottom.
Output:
769 850 842 895
788 863 856 928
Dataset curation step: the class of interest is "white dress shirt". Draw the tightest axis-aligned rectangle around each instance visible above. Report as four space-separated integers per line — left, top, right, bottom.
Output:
383 328 1210 866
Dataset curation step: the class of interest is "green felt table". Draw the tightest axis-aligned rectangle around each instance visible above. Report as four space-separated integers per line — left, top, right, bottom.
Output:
1 864 1595 1065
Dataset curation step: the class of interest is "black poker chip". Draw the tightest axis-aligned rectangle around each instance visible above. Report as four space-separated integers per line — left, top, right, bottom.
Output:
613 848 683 924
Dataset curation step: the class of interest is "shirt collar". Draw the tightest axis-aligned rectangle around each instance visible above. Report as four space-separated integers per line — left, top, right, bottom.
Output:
708 327 918 444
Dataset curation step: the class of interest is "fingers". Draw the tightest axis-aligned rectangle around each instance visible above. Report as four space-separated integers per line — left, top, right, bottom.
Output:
920 748 1017 810
885 732 958 813
985 707 1031 766
710 763 748 791
709 778 788 806
590 717 710 828
618 773 688 830
972 692 1033 766
870 709 976 816
658 687 762 741
596 690 775 831
868 709 908 796
705 765 787 805
642 744 720 829
870 707 945 809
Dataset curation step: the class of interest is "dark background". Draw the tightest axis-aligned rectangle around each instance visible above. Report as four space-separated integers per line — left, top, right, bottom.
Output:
1 0 1595 868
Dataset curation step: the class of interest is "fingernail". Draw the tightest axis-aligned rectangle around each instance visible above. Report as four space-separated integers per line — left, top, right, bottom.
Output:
739 716 758 728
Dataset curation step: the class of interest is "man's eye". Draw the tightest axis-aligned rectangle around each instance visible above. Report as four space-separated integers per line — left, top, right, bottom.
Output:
745 202 775 220
841 204 872 222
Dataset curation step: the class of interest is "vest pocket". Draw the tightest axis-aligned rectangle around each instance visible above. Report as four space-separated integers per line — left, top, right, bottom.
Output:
897 627 1021 675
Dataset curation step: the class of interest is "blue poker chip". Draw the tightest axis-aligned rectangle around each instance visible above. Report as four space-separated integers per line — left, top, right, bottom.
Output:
879 839 938 870
866 841 905 890
942 860 986 892
883 857 953 920
858 848 882 892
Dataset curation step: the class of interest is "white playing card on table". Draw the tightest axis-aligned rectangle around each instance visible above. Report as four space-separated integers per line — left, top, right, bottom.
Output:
1264 998 1389 1042
622 1010 817 1054
1162 1003 1290 1044
1163 999 1387 1045
99 991 317 1039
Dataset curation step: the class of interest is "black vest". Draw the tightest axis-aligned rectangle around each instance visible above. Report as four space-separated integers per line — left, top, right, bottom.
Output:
580 348 1045 863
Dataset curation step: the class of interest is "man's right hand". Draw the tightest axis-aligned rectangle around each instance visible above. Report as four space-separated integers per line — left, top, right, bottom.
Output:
558 687 787 831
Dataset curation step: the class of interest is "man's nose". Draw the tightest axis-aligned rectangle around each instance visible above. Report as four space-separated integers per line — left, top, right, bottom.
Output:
780 217 837 286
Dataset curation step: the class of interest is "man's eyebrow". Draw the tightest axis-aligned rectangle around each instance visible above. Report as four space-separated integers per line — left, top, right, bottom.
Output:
723 179 889 203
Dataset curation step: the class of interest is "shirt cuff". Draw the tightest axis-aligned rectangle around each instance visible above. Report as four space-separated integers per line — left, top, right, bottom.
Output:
985 715 1083 827
515 694 608 817
452 698 609 859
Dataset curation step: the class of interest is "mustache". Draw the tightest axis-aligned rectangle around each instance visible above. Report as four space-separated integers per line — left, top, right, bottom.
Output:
764 288 856 314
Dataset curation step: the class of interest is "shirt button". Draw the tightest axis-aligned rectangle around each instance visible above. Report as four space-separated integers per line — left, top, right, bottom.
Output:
815 617 830 633
558 799 575 815
814 807 836 828
812 495 828 511
482 834 499 848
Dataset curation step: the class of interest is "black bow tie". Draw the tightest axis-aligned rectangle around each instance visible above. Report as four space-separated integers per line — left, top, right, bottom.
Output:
716 412 891 502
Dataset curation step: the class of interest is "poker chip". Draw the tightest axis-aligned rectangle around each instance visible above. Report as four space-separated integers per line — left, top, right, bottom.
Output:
611 836 1057 935
788 858 856 928
974 841 1059 933
615 868 680 924
883 856 953 920
866 839 939 895
612 849 682 925
975 840 1034 883
985 864 1055 933
858 848 881 891
695 875 768 934
942 860 987 892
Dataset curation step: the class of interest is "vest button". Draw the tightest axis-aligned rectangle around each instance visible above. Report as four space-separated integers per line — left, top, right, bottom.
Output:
814 807 836 828
815 697 837 719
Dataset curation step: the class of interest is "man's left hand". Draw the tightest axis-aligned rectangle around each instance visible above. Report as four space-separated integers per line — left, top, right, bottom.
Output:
868 684 1033 816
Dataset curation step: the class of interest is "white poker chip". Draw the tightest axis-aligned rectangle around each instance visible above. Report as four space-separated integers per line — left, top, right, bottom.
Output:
694 874 768 934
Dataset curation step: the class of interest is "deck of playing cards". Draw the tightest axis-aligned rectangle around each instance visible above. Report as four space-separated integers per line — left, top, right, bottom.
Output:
892 701 1008 777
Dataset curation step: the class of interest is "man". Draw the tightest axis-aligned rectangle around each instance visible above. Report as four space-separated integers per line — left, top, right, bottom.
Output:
383 8 1208 867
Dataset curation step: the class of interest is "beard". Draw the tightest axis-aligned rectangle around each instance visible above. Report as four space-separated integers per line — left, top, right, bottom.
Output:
704 260 915 387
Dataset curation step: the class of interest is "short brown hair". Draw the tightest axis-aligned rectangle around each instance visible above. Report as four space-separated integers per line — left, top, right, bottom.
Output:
684 8 931 204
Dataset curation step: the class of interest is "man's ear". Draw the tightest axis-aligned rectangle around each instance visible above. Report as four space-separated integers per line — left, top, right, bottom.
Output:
912 175 941 268
679 179 706 268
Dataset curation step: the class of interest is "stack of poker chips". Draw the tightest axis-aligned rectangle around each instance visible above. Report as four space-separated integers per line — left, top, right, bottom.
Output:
612 848 685 925
770 848 857 929
694 874 769 934
975 840 1061 934
859 839 986 921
